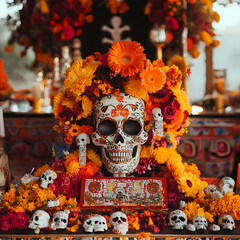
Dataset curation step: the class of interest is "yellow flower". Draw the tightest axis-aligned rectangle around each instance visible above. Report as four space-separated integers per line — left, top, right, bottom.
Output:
172 88 192 114
167 55 187 74
124 78 149 101
140 146 153 159
199 30 213 46
53 91 65 118
64 59 101 99
66 161 80 175
33 164 51 177
76 94 93 120
87 148 102 167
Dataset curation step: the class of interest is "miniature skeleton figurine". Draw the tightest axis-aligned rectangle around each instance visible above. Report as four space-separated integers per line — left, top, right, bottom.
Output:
204 184 223 200
83 215 108 233
192 215 208 230
40 169 57 188
168 210 187 230
76 133 90 166
218 214 235 230
109 211 128 234
219 177 235 195
152 107 164 138
50 210 70 230
92 92 148 177
102 16 131 44
28 210 50 234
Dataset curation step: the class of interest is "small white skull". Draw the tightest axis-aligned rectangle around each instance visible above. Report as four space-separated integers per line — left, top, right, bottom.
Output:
92 92 148 176
83 214 108 232
204 184 223 200
218 214 235 230
83 216 94 233
209 224 220 231
192 215 208 230
219 177 235 195
40 169 57 188
186 223 196 232
28 210 50 234
109 211 128 234
169 210 187 230
50 210 70 230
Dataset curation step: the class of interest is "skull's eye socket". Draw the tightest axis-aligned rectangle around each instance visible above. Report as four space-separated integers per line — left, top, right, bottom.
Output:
95 221 98 224
98 120 116 135
179 217 186 222
112 217 119 222
54 217 59 222
34 216 39 221
62 219 67 223
123 120 141 135
121 217 127 222
171 216 177 221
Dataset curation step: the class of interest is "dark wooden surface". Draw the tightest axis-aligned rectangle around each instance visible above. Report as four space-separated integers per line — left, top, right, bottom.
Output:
1 223 240 238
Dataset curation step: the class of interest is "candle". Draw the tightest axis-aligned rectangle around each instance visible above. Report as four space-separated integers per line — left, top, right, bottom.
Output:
236 163 240 187
0 108 5 138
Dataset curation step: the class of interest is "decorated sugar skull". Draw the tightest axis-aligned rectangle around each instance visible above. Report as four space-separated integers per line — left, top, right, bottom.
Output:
168 210 187 230
204 184 223 200
192 215 208 230
83 214 108 232
218 214 235 230
109 211 128 234
28 210 50 234
40 169 57 188
219 177 235 195
50 210 70 230
92 92 148 176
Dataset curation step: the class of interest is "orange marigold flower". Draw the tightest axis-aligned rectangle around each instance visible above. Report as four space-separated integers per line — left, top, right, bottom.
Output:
68 124 80 137
140 67 166 93
107 41 146 77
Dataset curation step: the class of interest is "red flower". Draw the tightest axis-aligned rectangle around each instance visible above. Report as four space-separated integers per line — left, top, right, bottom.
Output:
167 17 179 30
162 104 176 120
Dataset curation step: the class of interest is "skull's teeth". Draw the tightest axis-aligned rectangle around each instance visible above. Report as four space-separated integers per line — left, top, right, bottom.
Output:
109 151 132 158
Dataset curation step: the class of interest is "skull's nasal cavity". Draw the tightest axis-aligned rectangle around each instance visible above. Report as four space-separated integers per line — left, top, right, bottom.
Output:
114 133 124 143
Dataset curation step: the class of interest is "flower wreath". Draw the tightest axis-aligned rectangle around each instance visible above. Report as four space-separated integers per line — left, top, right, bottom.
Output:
52 40 207 198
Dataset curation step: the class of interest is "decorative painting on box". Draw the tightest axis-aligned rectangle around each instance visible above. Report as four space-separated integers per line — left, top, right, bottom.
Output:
80 177 167 209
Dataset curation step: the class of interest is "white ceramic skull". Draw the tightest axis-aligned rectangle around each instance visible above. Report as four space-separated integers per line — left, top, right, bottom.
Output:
218 214 235 230
192 215 208 230
83 214 108 233
109 211 128 234
209 224 220 231
186 223 196 232
76 133 90 166
204 184 223 200
168 210 187 230
92 92 148 177
28 210 50 234
219 177 235 195
40 169 57 188
50 210 70 230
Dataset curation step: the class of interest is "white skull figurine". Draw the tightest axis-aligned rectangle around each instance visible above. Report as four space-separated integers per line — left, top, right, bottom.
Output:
28 210 50 234
152 107 163 137
109 211 128 234
219 177 235 195
168 210 187 230
204 184 223 200
50 209 70 230
218 214 235 230
83 214 108 233
76 133 90 166
192 215 208 230
40 169 57 188
92 92 148 177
